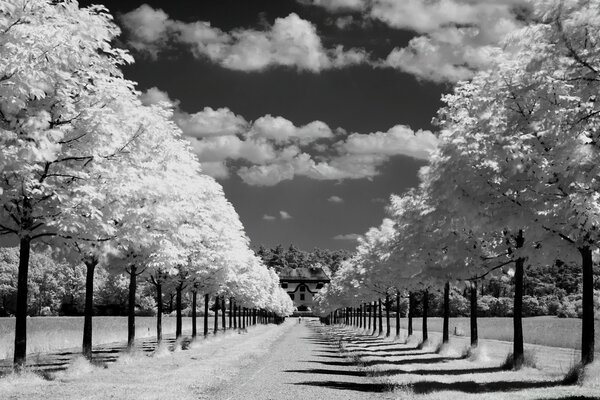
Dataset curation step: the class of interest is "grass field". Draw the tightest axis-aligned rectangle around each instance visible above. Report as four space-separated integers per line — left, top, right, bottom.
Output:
365 316 600 350
0 316 224 359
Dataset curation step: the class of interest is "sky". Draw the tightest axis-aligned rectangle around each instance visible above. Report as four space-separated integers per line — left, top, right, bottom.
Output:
79 0 527 251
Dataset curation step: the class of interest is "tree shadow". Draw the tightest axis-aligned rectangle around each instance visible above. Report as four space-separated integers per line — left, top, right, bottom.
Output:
285 368 366 377
409 379 564 394
370 366 505 377
293 380 390 392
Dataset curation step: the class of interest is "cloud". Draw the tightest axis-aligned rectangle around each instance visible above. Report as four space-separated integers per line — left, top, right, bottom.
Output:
333 233 362 241
328 195 344 203
297 0 366 12
263 214 277 221
338 125 438 160
141 88 438 185
279 211 293 220
294 0 529 82
121 7 367 72
176 107 248 138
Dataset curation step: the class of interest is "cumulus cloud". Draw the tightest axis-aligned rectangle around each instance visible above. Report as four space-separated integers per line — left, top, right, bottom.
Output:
121 7 367 72
279 211 293 220
297 0 529 82
263 214 277 221
333 233 362 241
141 87 438 185
298 0 366 12
328 195 344 203
338 125 437 159
176 107 248 138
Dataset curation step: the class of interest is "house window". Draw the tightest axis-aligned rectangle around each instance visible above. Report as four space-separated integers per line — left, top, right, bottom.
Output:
316 283 324 289
300 294 305 301
281 283 288 289
289 293 294 300
299 286 306 292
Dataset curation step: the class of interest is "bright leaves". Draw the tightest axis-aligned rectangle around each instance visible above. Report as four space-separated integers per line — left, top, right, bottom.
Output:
0 0 292 368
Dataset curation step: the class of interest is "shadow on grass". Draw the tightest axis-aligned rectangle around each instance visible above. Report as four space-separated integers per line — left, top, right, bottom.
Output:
293 380 390 392
316 356 460 368
295 378 565 394
369 366 505 377
285 368 366 377
409 379 564 394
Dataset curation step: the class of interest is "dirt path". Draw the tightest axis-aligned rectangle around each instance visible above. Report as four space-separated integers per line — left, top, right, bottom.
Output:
215 320 394 400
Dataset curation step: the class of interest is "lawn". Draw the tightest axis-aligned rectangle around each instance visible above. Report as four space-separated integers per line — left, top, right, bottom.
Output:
377 316 600 350
0 316 223 359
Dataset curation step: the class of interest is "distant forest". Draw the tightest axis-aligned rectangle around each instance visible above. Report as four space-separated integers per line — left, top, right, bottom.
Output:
254 245 351 277
257 245 599 319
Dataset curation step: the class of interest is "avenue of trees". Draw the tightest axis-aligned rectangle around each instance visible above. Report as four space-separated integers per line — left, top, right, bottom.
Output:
316 0 600 374
0 0 292 370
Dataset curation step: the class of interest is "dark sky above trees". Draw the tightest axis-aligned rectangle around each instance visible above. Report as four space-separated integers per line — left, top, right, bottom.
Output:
81 0 451 250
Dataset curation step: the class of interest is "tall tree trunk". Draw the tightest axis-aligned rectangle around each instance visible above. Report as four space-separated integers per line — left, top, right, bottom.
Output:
359 304 362 329
253 308 257 325
14 236 31 369
156 280 163 344
191 290 197 338
229 298 233 329
408 292 413 336
233 301 237 329
580 245 595 365
363 303 367 328
82 258 97 360
513 229 525 369
422 289 428 343
176 285 182 339
242 308 246 330
443 281 450 344
203 293 209 337
127 265 137 350
378 298 383 335
470 281 478 348
385 294 391 337
368 303 372 331
214 295 219 335
396 293 400 337
222 297 227 330
238 305 242 330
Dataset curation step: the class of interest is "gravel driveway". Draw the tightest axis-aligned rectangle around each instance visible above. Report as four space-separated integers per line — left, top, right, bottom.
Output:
215 319 394 400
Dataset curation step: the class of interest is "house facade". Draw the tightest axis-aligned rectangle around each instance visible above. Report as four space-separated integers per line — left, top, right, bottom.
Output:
278 266 330 314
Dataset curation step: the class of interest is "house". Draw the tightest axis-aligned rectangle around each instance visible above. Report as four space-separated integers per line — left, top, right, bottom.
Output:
278 266 330 314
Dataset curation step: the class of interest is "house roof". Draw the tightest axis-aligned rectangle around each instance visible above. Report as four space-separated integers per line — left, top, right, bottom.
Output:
278 266 330 282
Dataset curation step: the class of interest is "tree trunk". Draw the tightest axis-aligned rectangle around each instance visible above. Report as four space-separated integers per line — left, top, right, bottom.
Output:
214 295 219 335
222 297 227 330
238 305 241 330
422 289 428 343
127 265 137 350
156 280 163 344
253 308 257 325
191 290 197 338
580 245 595 365
229 298 233 329
512 229 525 369
443 281 450 344
385 294 391 337
176 285 182 339
368 303 371 331
408 292 413 336
204 293 209 337
396 293 400 337
378 298 383 335
82 258 97 360
242 308 246 330
233 301 237 329
470 281 478 348
14 236 31 369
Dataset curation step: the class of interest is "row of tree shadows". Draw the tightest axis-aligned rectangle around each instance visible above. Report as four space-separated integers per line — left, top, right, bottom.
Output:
0 335 193 379
290 326 594 399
